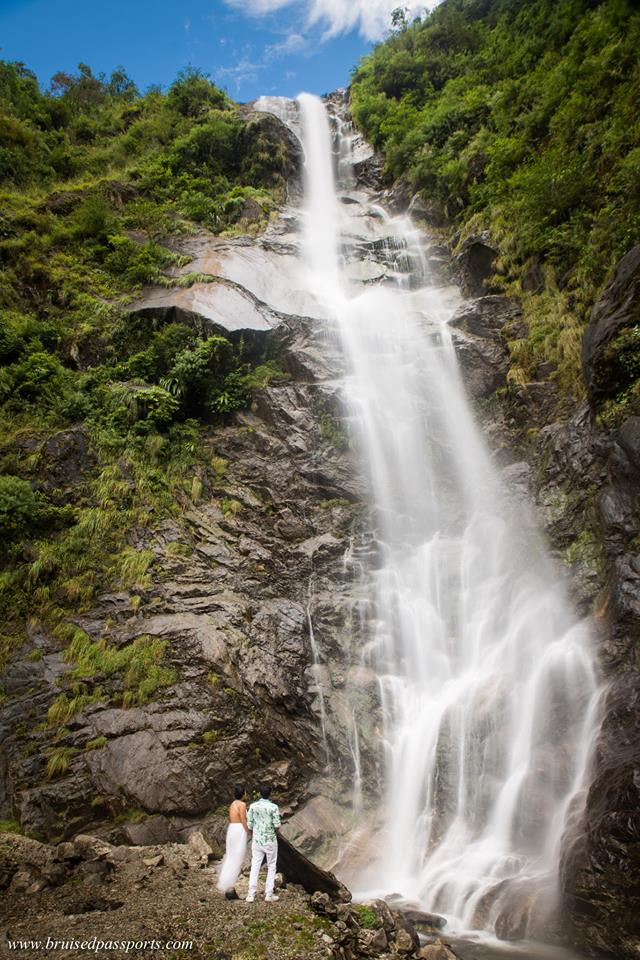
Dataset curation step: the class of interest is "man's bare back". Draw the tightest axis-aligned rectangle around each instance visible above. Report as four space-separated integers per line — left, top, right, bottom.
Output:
229 799 249 833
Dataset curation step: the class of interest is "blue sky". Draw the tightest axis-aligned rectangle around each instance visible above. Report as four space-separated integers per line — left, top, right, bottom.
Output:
0 0 433 102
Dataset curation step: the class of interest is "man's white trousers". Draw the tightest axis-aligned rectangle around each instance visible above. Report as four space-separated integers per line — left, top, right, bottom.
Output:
248 840 278 898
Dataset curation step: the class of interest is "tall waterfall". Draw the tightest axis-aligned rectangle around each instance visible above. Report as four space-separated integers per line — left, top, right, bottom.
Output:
294 93 601 934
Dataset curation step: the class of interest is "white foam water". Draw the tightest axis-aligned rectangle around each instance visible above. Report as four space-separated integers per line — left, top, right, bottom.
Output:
293 91 602 936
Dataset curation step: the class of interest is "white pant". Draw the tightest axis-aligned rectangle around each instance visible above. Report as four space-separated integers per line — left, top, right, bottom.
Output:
248 841 278 898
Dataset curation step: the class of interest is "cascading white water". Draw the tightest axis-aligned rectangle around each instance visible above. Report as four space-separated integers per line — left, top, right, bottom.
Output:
294 91 602 935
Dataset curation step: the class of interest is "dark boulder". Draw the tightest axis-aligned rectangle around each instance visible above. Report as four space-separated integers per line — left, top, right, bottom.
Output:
400 909 446 930
582 244 640 407
278 835 351 902
34 425 95 503
353 152 386 191
450 331 508 400
454 234 498 298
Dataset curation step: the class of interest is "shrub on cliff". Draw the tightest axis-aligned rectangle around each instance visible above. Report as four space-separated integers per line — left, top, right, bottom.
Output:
0 475 47 542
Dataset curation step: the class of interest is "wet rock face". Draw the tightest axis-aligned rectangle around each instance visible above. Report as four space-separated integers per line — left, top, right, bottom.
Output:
449 295 523 399
582 243 640 406
560 672 640 959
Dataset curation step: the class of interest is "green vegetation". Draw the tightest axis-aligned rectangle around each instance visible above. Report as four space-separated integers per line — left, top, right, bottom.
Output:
0 60 292 651
60 630 177 709
113 806 148 824
0 818 23 834
85 735 107 750
47 683 106 725
221 497 242 517
351 0 640 395
46 745 80 778
202 729 221 743
203 910 332 958
352 904 380 929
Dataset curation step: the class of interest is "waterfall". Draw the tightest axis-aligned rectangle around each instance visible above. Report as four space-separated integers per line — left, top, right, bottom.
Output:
294 92 602 935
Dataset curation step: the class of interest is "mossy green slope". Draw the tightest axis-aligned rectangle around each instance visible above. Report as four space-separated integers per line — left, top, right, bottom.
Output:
350 0 640 400
0 61 291 670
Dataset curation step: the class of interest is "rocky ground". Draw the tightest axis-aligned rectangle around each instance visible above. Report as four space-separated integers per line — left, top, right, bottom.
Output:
0 832 459 960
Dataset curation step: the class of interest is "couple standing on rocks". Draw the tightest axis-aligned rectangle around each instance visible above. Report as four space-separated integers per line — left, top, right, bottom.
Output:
216 784 282 903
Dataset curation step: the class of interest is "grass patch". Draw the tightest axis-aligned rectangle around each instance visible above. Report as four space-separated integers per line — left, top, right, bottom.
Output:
85 735 107 750
46 746 80 778
0 818 23 834
352 904 379 929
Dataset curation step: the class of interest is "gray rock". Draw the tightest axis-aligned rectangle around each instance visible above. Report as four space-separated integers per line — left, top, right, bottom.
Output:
582 244 640 406
454 234 498 298
123 816 178 846
418 943 458 960
449 295 522 342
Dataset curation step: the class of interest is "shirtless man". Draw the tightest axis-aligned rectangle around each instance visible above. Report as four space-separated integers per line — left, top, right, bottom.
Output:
216 786 250 900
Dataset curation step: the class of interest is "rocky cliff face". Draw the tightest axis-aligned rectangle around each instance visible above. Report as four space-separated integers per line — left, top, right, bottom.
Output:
1 98 638 960
0 166 370 849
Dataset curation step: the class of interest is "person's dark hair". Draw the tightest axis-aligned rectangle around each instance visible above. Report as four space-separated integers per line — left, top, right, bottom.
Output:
234 785 245 800
259 784 272 799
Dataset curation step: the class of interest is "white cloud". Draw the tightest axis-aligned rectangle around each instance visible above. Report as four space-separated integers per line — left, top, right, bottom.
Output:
264 31 308 61
223 0 436 41
216 56 267 90
216 30 307 92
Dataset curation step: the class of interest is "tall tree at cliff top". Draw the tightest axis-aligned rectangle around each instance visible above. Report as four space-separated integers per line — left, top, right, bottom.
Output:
350 0 640 404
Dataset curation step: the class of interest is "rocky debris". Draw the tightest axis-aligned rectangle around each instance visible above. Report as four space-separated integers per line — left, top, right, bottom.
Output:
0 831 462 960
187 831 214 863
353 152 386 191
309 893 458 960
0 832 340 959
408 194 448 229
32 425 96 502
399 911 446 932
453 334 507 400
382 176 413 214
582 243 640 406
453 234 498 298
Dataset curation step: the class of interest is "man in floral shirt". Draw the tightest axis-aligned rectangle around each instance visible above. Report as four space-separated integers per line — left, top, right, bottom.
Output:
246 784 282 902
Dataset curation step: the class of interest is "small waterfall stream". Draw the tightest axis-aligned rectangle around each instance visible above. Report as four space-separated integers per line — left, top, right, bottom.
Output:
260 92 603 940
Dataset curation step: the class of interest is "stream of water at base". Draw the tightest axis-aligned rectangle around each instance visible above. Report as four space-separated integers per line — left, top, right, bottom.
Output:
442 936 594 960
259 91 604 946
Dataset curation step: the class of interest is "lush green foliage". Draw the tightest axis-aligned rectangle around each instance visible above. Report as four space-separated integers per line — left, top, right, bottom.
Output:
351 0 640 395
0 60 290 655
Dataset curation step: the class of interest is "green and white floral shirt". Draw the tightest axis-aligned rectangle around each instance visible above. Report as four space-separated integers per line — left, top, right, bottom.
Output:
247 798 281 845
